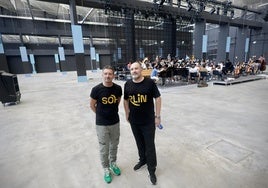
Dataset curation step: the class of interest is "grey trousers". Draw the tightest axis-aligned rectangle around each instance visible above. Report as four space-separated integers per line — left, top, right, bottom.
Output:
96 122 120 169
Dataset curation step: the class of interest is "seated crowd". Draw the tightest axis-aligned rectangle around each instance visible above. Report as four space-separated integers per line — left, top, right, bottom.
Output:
115 54 266 86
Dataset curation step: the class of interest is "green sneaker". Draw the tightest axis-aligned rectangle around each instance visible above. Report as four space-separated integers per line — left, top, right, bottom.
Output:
110 162 121 176
104 168 112 183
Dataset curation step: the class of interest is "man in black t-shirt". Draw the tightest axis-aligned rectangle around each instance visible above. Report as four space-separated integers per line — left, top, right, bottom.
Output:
124 62 162 185
90 65 122 184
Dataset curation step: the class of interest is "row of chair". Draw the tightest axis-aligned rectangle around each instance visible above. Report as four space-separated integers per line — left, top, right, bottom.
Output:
115 68 222 87
157 68 223 86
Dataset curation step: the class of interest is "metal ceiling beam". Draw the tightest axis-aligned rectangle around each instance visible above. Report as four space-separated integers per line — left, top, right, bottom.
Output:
79 8 93 24
9 0 18 11
26 0 35 20
206 0 262 15
23 0 266 29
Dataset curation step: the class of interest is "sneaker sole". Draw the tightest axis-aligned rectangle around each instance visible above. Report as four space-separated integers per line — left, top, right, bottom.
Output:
109 168 121 176
104 177 112 184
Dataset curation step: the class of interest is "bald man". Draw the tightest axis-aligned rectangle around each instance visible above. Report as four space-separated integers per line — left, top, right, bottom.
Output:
123 62 162 185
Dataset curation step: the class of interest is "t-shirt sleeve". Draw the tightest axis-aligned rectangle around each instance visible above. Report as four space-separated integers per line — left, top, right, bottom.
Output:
90 86 98 99
152 81 161 98
118 85 122 96
123 82 129 100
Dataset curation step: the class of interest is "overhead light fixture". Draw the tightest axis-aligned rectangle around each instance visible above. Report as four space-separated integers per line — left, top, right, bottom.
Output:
216 7 220 15
223 0 232 16
187 1 193 12
104 4 110 15
159 0 165 6
223 8 228 16
230 10 234 18
210 7 216 14
226 0 232 6
177 0 181 8
198 2 205 13
154 13 158 21
144 12 149 19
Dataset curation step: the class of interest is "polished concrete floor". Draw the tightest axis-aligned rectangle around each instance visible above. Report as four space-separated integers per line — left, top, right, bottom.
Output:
1 71 268 188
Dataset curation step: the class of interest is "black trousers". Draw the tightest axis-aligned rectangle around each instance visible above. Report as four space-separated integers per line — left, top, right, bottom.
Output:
130 122 157 174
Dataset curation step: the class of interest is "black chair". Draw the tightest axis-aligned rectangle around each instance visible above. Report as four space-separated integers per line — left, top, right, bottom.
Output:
158 70 167 86
174 68 189 82
212 70 222 80
198 71 208 87
189 72 198 83
165 67 174 84
222 62 234 75
199 71 207 82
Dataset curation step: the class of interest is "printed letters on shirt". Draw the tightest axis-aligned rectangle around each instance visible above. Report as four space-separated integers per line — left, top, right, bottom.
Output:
129 94 147 106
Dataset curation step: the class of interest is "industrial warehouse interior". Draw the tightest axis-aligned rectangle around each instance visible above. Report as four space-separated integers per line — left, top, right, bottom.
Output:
0 0 268 188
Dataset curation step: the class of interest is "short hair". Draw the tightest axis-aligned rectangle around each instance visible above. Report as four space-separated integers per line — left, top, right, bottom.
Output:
130 61 142 68
103 65 115 73
134 61 142 65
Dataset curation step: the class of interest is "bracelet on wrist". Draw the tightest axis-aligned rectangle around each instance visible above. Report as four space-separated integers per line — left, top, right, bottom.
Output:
155 115 161 119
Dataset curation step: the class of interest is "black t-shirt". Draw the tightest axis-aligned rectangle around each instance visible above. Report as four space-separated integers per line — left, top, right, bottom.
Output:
90 83 122 126
124 78 161 125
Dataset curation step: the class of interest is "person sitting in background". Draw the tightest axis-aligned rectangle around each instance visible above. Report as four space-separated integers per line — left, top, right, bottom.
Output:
127 61 132 71
198 63 208 87
213 64 223 80
205 63 213 81
141 57 149 69
150 65 159 83
188 63 199 73
199 63 208 74
158 64 168 86
259 55 266 72
222 59 234 75
259 55 265 64
188 63 199 83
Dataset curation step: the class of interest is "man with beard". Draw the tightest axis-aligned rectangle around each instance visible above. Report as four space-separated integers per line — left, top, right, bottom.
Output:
123 62 162 185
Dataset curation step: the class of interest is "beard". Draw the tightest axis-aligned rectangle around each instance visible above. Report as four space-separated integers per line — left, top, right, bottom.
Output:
131 73 140 80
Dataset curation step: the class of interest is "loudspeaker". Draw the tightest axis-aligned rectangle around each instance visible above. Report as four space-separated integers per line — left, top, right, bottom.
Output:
0 72 21 104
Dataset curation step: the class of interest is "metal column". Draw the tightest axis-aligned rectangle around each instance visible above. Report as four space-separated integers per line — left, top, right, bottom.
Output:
124 10 136 63
249 24 268 58
216 23 229 62
69 0 87 82
0 33 9 72
163 17 176 58
193 19 206 60
235 27 249 63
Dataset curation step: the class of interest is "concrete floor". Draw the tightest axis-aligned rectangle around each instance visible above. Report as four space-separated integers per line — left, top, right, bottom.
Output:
1 71 268 188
